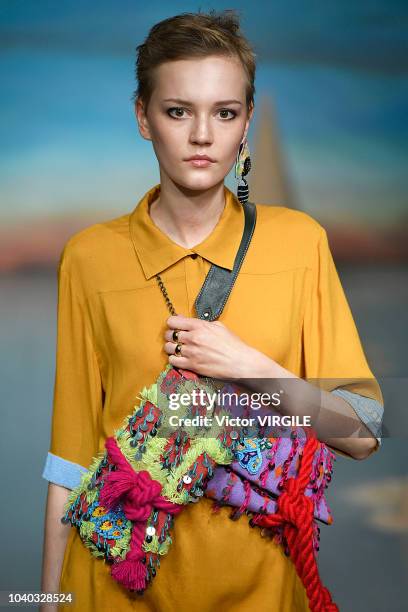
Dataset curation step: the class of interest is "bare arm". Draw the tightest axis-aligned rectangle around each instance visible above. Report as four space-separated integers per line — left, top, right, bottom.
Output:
40 483 72 611
240 351 379 460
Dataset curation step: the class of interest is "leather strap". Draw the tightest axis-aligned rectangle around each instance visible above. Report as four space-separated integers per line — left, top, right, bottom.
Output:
194 201 257 321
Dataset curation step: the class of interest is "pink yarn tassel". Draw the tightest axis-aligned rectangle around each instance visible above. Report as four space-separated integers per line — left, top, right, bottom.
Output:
110 520 147 590
99 437 183 592
111 558 147 591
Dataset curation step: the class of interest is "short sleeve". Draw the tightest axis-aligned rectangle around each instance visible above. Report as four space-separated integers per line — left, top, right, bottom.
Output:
42 247 103 486
302 226 384 450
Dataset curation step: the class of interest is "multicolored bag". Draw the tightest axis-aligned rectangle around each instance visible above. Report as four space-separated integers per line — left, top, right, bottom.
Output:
62 362 338 611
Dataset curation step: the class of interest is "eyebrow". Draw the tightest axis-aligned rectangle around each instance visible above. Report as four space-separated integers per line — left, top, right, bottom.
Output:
163 98 243 105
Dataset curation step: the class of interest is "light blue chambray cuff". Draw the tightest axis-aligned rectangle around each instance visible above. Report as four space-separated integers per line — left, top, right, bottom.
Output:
331 388 383 447
42 452 88 489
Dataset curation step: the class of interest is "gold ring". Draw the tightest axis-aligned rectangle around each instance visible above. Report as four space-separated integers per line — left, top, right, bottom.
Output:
172 330 180 342
174 343 183 356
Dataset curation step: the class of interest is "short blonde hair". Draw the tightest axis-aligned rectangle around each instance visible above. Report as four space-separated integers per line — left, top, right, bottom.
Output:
133 9 257 112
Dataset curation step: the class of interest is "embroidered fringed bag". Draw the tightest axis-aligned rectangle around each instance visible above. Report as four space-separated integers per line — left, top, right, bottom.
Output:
61 364 238 589
61 201 339 611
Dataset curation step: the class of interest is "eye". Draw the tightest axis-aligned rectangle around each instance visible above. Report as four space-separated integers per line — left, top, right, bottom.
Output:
218 109 237 120
167 107 187 119
166 107 237 120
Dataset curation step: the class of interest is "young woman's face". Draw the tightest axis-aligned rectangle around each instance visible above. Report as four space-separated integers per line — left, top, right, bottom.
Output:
136 55 253 191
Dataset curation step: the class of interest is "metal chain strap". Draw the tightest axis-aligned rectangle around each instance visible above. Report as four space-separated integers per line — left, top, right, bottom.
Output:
155 273 177 316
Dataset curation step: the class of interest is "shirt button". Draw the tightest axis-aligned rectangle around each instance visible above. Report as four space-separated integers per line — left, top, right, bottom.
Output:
190 253 198 259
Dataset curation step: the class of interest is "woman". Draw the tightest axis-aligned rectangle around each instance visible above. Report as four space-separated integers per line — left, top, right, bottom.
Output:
41 10 384 611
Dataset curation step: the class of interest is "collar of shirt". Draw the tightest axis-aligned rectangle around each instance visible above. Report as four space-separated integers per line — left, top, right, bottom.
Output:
129 183 245 280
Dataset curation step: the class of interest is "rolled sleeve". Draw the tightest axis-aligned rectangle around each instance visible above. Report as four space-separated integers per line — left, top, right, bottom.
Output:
303 226 384 454
43 243 104 482
42 451 88 489
331 388 383 448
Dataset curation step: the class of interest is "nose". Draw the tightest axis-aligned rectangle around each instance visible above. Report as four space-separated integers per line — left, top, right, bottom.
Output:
189 113 213 146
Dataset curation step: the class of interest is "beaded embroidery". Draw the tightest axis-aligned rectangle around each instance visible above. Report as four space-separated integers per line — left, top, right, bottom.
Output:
234 438 274 475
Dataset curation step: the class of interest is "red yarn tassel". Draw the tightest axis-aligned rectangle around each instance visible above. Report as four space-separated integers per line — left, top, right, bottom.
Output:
256 437 339 612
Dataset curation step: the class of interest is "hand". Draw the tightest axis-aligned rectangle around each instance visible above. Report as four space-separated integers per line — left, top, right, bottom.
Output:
164 314 261 380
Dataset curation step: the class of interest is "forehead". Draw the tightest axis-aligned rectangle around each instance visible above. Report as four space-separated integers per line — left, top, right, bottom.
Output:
151 55 247 101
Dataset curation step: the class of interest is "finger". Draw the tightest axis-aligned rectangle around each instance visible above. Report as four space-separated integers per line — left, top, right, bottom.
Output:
164 329 188 343
164 341 192 357
166 314 198 330
168 354 190 368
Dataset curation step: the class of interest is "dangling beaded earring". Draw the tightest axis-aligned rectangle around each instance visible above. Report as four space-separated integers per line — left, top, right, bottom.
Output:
234 137 252 204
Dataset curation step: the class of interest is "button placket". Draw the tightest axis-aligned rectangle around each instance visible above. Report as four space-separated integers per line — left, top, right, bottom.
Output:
184 254 202 316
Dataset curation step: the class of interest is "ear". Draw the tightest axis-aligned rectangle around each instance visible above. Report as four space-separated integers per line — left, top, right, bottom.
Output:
135 97 152 141
242 102 254 141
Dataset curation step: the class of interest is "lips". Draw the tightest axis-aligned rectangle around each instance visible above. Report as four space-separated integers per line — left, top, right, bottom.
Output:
184 155 215 168
186 158 214 167
185 155 215 162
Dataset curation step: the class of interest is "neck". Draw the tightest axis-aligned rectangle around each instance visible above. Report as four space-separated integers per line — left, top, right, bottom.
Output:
149 174 226 249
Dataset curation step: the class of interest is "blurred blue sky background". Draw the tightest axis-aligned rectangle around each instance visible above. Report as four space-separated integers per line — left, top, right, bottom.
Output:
0 0 407 266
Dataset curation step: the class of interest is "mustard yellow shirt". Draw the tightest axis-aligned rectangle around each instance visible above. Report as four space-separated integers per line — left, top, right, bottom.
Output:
48 183 383 611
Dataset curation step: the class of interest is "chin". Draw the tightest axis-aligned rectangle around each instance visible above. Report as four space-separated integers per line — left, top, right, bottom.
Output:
174 170 224 192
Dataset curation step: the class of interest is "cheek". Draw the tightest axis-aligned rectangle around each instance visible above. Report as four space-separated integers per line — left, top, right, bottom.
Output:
150 115 182 144
218 122 246 156
151 121 185 157
218 135 242 169
149 141 174 172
